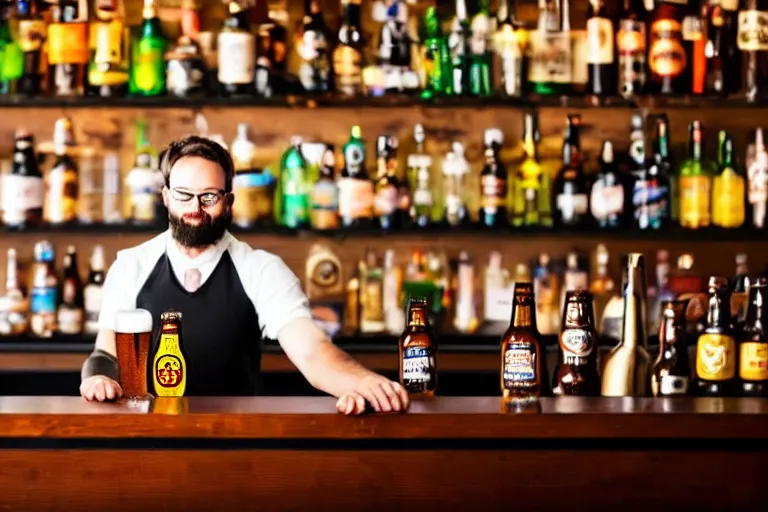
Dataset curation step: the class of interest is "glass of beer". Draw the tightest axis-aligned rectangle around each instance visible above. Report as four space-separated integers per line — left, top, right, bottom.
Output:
115 309 153 400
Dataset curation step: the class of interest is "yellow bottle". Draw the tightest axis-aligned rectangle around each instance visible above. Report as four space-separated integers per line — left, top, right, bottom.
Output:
679 121 713 229
153 310 187 397
711 131 745 228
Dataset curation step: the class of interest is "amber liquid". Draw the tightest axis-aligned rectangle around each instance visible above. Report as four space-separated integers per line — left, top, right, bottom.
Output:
116 331 151 399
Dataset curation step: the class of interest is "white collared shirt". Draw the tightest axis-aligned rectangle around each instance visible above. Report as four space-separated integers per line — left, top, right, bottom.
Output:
98 230 312 340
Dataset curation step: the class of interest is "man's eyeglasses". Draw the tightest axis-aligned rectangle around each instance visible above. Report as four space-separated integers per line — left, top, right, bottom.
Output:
169 188 227 207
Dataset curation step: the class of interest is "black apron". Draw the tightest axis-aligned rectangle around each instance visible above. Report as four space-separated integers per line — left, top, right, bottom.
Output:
137 251 262 396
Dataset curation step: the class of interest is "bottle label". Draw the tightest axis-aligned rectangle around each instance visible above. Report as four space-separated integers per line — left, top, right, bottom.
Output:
617 19 647 95
1 174 44 224
679 176 711 228
92 21 124 66
480 175 505 209
57 307 83 335
217 32 256 84
590 181 624 220
561 328 593 358
333 46 363 95
738 11 768 51
47 22 89 64
633 178 669 229
167 57 206 97
587 17 614 65
127 168 163 223
232 172 275 226
649 19 686 79
30 287 57 314
413 188 432 207
311 180 340 230
556 193 588 218
47 167 79 224
133 39 166 93
696 333 736 381
682 15 704 42
502 343 537 387
660 374 690 395
748 158 768 205
374 183 398 217
154 334 186 396
528 31 572 84
712 169 745 228
338 178 373 220
18 20 46 53
402 347 434 383
84 284 102 333
740 342 768 381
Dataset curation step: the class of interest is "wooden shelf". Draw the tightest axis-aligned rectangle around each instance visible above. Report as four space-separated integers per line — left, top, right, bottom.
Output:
0 94 765 111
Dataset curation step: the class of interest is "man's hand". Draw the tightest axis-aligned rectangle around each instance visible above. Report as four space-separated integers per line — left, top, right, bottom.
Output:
336 375 410 415
80 376 123 402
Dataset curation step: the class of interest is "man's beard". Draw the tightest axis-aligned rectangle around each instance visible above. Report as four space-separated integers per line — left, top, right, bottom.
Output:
168 208 231 248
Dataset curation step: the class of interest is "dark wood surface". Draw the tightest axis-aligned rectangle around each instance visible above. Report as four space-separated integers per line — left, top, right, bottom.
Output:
0 396 765 440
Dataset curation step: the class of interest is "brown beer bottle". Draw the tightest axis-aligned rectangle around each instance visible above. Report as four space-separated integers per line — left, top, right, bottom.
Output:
500 282 544 401
552 290 601 396
695 277 737 396
398 298 437 396
740 277 768 397
651 300 691 396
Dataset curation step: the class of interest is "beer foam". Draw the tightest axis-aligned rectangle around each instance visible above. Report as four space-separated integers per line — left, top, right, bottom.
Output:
115 309 153 334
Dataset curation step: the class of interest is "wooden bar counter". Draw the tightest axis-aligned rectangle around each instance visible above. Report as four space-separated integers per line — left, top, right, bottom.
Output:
0 397 765 511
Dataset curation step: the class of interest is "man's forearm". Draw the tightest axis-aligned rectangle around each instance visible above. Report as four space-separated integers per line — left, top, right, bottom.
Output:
300 339 374 397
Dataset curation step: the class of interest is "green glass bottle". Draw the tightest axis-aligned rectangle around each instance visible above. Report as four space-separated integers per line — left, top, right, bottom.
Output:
280 137 310 229
469 0 492 96
130 0 167 96
420 6 452 99
679 121 715 229
0 6 23 95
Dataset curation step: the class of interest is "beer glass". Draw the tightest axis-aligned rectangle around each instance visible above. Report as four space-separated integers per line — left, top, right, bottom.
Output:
115 309 153 400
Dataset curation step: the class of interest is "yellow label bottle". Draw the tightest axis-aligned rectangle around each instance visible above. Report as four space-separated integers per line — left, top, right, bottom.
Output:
696 333 736 381
711 132 746 228
153 311 187 397
680 175 711 228
740 342 768 381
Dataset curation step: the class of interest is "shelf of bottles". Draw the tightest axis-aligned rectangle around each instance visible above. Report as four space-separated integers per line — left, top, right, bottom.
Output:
0 0 767 110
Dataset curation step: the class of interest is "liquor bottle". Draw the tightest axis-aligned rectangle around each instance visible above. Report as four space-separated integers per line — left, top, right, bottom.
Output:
310 145 340 231
492 0 526 98
501 282 544 403
533 252 560 336
298 0 333 93
695 276 737 396
29 241 57 338
46 118 79 226
382 249 405 335
218 1 255 97
628 112 647 178
1 248 28 336
636 115 673 230
648 249 675 337
83 245 105 334
153 311 188 397
730 253 750 332
375 0 417 95
679 121 713 229
0 4 23 95
334 0 365 97
512 112 542 228
711 130 746 229
590 141 632 229
529 0 573 95
560 250 588 313
648 1 688 95
469 0 492 96
669 253 708 336
47 0 88 96
231 123 274 229
442 142 470 227
553 115 590 229
483 251 511 327
2 129 44 229
399 298 437 396
88 0 129 97
740 277 768 396
279 137 310 229
359 249 385 333
478 129 508 228
130 0 167 96
57 245 84 335
454 250 478 333
586 0 615 97
748 128 768 228
165 0 206 98
682 0 706 95
616 0 647 97
126 120 165 226
552 290 601 396
589 243 616 334
739 0 768 103
339 126 373 229
602 253 652 397
705 0 742 96
254 10 289 98
374 135 399 231
651 299 691 396
408 125 433 228
15 0 46 96
420 6 452 99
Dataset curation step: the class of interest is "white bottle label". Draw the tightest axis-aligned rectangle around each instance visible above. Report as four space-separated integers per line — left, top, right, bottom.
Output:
218 32 256 85
402 347 433 382
1 174 44 224
84 284 103 333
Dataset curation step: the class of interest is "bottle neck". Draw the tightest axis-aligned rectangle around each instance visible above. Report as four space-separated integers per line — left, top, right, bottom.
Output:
657 123 670 159
510 300 534 329
688 127 702 162
744 286 766 334
409 308 428 327
659 308 686 351
707 291 732 331
619 256 647 348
